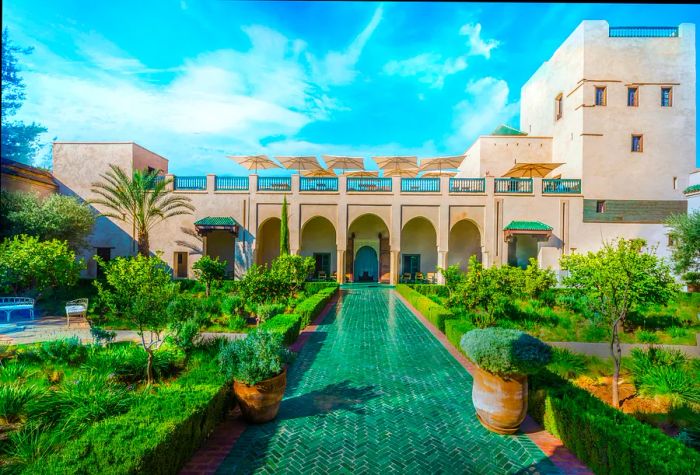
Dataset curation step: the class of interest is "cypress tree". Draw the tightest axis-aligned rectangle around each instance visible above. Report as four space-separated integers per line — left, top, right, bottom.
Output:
280 196 290 255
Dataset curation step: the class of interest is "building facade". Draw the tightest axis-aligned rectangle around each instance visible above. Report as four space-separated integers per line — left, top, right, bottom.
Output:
51 21 696 283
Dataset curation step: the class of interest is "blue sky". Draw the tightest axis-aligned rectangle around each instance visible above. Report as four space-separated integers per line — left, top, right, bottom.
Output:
3 1 700 174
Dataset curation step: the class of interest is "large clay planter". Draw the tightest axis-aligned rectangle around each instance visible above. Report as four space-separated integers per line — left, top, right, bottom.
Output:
233 368 287 423
471 365 527 434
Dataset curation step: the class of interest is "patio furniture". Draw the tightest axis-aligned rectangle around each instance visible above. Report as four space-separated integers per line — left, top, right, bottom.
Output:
65 298 88 327
318 270 328 281
402 272 412 283
426 272 436 284
415 272 425 283
331 272 337 282
0 297 35 322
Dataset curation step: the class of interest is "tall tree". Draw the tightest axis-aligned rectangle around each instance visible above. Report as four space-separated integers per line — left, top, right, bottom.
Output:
560 238 678 408
90 165 195 256
280 196 290 255
1 28 47 164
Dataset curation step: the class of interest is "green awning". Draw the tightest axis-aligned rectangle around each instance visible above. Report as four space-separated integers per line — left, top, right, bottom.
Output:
504 221 553 231
684 184 700 195
194 217 237 226
490 124 527 136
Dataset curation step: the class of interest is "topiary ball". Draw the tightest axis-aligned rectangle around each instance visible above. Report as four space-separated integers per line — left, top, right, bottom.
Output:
460 328 552 377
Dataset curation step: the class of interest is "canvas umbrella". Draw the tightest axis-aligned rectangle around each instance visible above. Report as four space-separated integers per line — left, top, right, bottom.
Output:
421 171 457 178
302 168 336 177
419 156 465 173
343 170 379 177
503 162 564 178
383 167 419 178
323 155 365 172
373 156 418 171
277 156 322 175
228 155 280 174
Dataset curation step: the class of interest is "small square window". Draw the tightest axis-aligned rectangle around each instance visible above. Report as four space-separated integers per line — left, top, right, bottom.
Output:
673 177 678 189
595 87 606 106
627 87 639 107
596 200 606 213
631 135 643 152
661 87 672 107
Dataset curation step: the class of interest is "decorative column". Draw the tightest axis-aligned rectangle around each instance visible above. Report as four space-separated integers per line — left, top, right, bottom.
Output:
336 249 345 284
437 250 448 284
390 250 400 285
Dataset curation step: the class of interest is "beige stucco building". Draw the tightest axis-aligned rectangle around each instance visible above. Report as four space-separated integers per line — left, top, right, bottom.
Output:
51 21 696 284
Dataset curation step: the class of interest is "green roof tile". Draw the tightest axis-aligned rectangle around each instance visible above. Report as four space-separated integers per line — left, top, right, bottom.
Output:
194 216 237 226
504 221 553 231
684 184 700 195
490 124 527 136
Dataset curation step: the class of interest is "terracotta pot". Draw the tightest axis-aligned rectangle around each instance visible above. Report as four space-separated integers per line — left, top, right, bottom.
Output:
233 368 287 423
687 283 699 293
471 365 527 434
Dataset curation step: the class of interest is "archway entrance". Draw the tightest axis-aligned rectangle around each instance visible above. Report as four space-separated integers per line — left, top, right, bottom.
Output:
256 218 281 266
401 217 437 278
301 216 337 280
347 214 390 283
508 235 538 269
354 246 378 282
448 220 482 271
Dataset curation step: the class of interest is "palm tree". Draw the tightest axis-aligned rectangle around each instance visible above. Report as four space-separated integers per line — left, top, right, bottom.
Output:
90 165 195 256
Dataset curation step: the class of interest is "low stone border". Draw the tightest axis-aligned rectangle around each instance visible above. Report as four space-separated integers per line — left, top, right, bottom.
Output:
180 294 339 475
549 338 699 359
393 290 592 475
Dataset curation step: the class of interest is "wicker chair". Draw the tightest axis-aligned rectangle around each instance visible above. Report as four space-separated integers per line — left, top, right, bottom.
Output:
65 298 88 327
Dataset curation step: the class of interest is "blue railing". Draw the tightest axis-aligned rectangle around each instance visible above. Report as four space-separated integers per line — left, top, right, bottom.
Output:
543 179 582 194
174 176 206 191
300 177 338 192
495 178 533 194
449 178 486 193
347 177 392 192
401 178 440 192
215 176 249 191
258 177 291 191
609 27 678 38
146 175 165 190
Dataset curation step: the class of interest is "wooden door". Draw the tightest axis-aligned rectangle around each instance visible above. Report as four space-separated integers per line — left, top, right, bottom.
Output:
379 237 390 283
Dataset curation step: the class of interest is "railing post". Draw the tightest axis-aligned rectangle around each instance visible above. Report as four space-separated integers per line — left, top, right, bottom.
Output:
165 174 174 191
533 177 542 197
392 177 400 194
206 174 215 193
339 175 347 194
291 174 300 196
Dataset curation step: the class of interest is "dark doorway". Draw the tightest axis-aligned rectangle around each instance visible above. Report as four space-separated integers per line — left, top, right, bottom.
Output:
354 246 378 282
174 252 188 278
95 247 111 279
314 252 331 278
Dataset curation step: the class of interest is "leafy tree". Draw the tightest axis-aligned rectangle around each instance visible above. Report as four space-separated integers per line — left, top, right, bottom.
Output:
236 264 283 306
1 28 47 163
0 190 95 249
0 234 85 298
192 255 227 296
280 196 290 255
437 263 465 297
666 211 700 278
94 254 177 384
270 254 314 294
524 258 557 300
89 165 194 256
560 238 678 407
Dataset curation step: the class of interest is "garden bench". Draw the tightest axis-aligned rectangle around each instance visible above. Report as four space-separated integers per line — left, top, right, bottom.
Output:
65 298 89 327
0 297 35 322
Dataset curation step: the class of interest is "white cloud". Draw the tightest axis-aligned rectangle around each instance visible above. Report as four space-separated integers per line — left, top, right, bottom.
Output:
384 53 467 89
459 23 499 59
447 77 519 150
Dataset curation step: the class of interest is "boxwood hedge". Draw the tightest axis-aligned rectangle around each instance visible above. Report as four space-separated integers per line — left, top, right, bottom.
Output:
395 284 454 332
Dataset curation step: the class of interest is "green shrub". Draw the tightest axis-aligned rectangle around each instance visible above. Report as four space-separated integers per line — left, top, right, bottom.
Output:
524 258 557 300
0 360 35 383
630 347 700 405
547 347 587 380
445 319 476 351
295 286 337 327
0 383 39 423
260 313 303 345
192 255 227 296
39 337 88 365
396 284 454 332
668 326 689 339
228 315 247 332
409 284 450 299
90 326 116 346
637 330 660 344
218 330 290 385
168 318 202 353
304 281 338 295
84 344 185 383
460 328 552 377
222 295 245 317
529 369 700 474
255 303 286 324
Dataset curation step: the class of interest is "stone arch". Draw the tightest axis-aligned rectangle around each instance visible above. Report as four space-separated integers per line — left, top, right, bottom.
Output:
400 217 438 275
256 217 281 266
347 213 391 283
300 216 337 278
448 219 482 271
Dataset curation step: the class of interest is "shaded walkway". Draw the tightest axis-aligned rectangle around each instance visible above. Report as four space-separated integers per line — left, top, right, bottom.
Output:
214 286 567 474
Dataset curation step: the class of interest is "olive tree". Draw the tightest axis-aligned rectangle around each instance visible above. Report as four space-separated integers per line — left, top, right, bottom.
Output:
666 211 700 287
560 238 678 407
94 253 176 384
192 255 227 296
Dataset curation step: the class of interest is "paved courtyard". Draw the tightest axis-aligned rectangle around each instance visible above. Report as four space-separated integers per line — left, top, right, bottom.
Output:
213 286 572 474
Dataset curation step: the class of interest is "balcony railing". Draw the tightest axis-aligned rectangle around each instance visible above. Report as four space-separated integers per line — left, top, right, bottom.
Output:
258 177 291 192
300 177 338 192
215 176 249 191
401 178 440 193
347 177 392 192
146 175 165 190
609 27 678 38
542 179 582 194
174 176 206 191
495 178 533 194
449 178 486 193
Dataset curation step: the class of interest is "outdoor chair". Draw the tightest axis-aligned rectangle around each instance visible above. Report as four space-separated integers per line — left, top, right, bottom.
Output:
318 270 327 281
402 272 412 283
426 272 436 284
415 272 425 283
65 298 88 327
331 272 337 282
0 297 35 322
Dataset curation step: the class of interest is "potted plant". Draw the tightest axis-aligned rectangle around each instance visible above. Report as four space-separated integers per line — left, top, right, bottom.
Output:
460 328 552 434
218 330 291 423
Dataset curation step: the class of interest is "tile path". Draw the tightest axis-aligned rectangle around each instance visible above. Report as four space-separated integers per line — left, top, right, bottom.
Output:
203 286 587 474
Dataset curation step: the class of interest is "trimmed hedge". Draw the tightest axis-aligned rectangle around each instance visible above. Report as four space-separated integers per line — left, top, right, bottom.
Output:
529 369 700 474
408 283 450 298
395 284 454 332
445 319 475 350
295 285 337 327
260 313 303 346
30 352 231 474
304 281 339 295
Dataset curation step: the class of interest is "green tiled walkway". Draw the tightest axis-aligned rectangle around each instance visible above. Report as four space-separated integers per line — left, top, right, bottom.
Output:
217 286 561 474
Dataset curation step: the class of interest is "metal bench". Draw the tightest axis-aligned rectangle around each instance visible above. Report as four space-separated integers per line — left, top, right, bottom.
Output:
65 298 89 327
0 297 35 322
